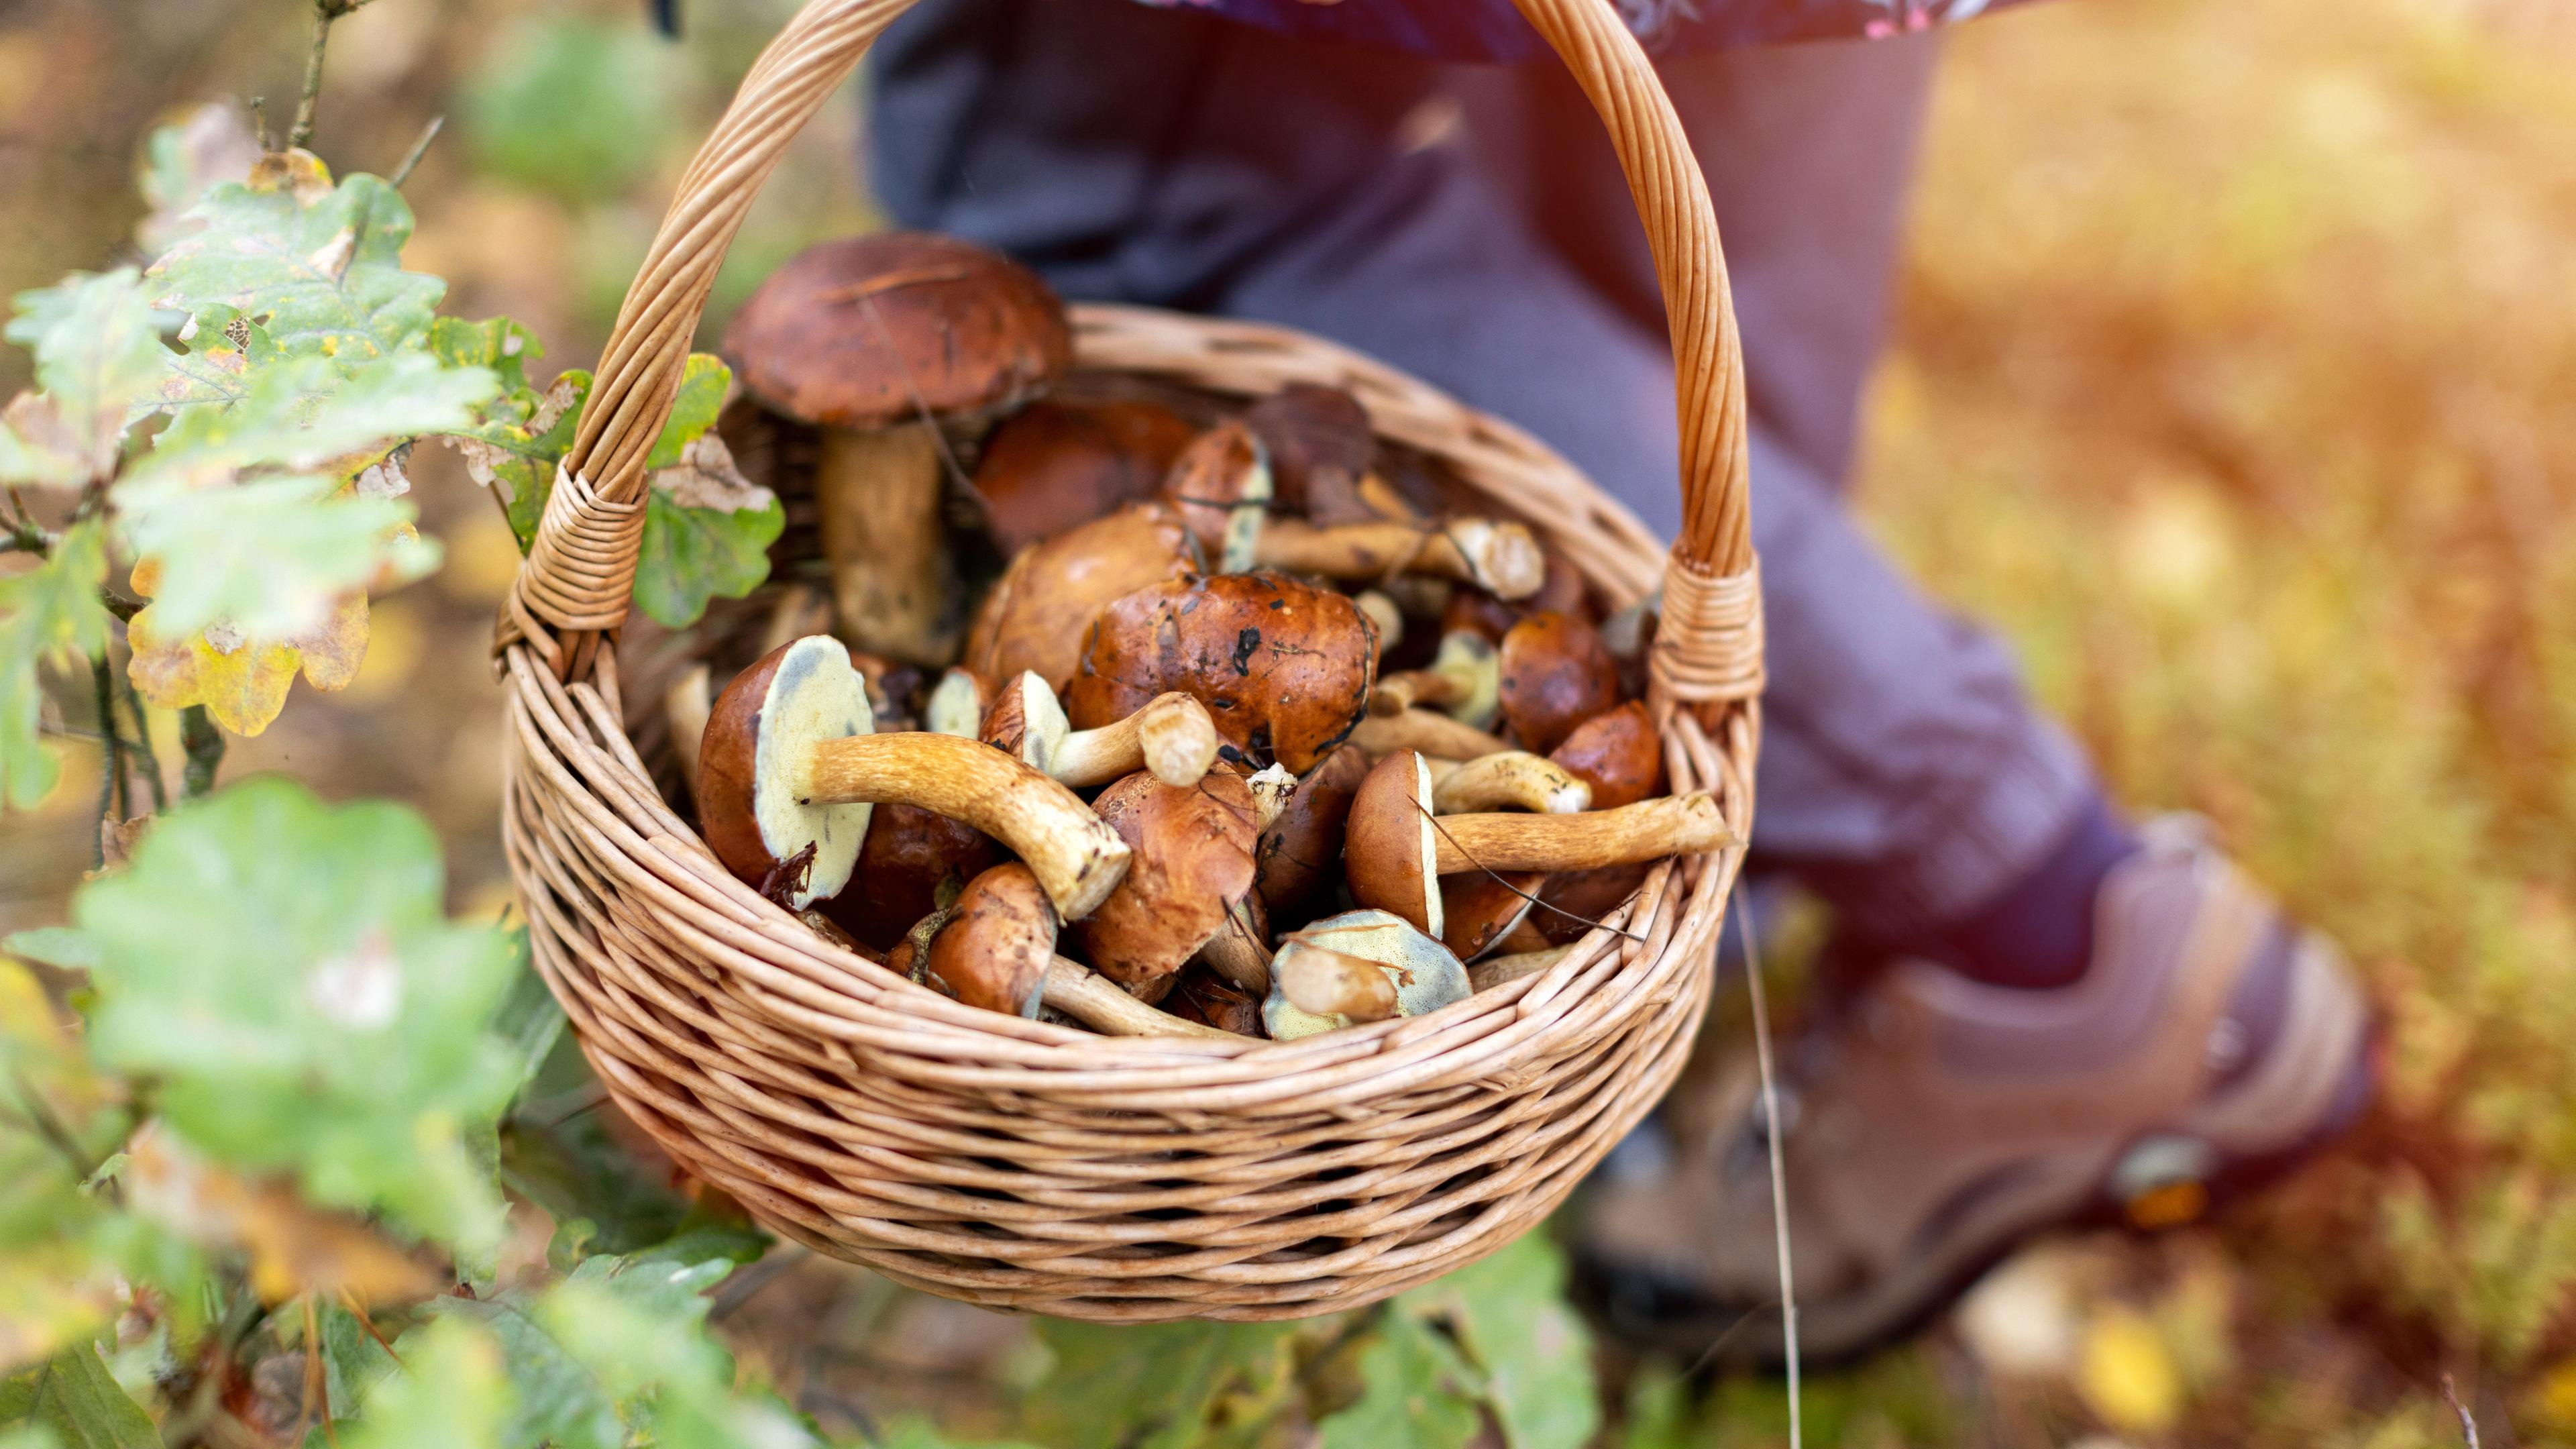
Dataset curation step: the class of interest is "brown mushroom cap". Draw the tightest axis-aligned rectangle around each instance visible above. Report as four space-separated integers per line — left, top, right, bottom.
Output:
1534 864 1652 947
925 863 1057 1018
1242 384 1375 519
1254 745 1369 921
1066 572 1377 773
694 636 875 908
721 232 1071 429
1344 750 1442 938
965 501 1198 692
1071 769 1258 999
1161 421 1271 571
1497 610 1623 756
1440 870 1542 962
825 802 1001 951
970 397 1198 555
1549 700 1664 810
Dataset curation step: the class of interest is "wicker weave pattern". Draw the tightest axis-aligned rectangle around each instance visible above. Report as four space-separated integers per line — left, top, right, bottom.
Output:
498 0 1765 1321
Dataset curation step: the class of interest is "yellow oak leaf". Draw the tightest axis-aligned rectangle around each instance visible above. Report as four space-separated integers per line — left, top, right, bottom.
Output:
125 553 370 736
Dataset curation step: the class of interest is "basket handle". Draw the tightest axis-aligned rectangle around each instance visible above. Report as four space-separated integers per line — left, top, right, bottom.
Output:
503 0 1760 704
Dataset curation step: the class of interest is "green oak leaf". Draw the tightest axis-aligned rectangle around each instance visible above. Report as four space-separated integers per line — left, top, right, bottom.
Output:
144 163 443 367
1316 1311 1484 1449
446 368 588 550
1397 1236 1601 1449
1026 1320 1305 1449
70 777 522 1252
133 306 278 423
645 353 729 472
342 1316 513 1449
115 472 434 643
633 454 783 629
0 1344 158 1449
129 347 496 492
0 519 109 812
498 1030 690 1257
427 316 544 406
1 271 168 489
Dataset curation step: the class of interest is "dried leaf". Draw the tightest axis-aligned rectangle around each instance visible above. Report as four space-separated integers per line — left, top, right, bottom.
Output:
125 568 369 737
136 103 262 255
123 1126 437 1306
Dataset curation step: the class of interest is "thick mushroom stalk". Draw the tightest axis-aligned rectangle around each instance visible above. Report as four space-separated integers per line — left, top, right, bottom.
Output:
800 732 1134 919
1371 630 1500 728
1428 793 1735 873
1252 516 1546 600
1261 910 1472 1040
1350 709 1511 763
1427 752 1591 816
983 672 1218 789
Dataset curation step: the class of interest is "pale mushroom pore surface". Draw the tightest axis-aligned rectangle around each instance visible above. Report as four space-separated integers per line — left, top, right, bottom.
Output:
758 636 875 907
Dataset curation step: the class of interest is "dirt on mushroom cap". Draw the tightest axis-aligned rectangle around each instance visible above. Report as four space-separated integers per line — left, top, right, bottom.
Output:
1066 571 1377 773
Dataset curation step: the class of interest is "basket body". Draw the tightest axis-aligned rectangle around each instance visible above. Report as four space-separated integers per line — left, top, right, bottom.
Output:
500 0 1764 1322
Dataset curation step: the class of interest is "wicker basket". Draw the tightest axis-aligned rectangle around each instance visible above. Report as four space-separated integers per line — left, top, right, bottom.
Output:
497 0 1765 1323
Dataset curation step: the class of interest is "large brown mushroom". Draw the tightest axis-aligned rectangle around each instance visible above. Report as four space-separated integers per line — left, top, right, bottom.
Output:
696 636 1129 916
1070 769 1263 1000
724 233 1071 665
969 396 1197 555
1066 572 1377 774
1344 751 1444 938
964 501 1198 692
981 672 1220 789
1496 610 1623 755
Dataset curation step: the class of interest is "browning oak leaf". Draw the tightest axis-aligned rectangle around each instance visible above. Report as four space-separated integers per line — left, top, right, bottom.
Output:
122 1126 437 1307
125 578 368 737
633 431 782 629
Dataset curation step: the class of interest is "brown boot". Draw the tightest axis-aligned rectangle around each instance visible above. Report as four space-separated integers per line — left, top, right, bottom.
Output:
1573 817 2375 1364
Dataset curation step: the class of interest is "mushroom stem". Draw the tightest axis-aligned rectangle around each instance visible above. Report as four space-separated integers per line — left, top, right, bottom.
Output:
1246 764 1297 833
1051 692 1220 788
1430 793 1735 874
665 663 711 790
1427 753 1591 816
1351 709 1512 761
1195 896 1273 996
1042 958 1236 1039
799 732 1131 918
1353 590 1404 652
1251 517 1546 599
1371 631 1498 725
816 424 959 665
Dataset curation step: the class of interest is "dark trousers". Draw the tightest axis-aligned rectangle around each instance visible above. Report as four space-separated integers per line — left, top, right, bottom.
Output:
867 0 2097 941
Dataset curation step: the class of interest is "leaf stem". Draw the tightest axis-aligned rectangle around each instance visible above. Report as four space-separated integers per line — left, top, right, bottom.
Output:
180 706 224 799
93 656 123 864
388 115 444 190
115 659 168 812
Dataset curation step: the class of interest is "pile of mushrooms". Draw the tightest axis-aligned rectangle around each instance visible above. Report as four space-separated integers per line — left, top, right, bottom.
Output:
691 233 1731 1041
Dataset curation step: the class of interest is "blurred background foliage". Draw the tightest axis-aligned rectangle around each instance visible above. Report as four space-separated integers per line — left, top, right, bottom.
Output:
4 0 2575 1442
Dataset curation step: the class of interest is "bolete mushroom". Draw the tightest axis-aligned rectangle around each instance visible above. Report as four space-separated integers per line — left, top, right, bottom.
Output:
1344 751 1443 938
1261 909 1472 1040
981 672 1219 789
1167 967 1267 1037
724 233 1071 664
1066 572 1377 773
964 500 1198 692
1254 745 1370 921
1497 610 1623 755
1521 702 1668 947
824 802 1001 951
1069 769 1262 1000
1371 630 1500 728
1426 754 1589 961
970 396 1197 555
1162 421 1273 573
923 862 1055 1018
696 636 1129 916
923 667 992 737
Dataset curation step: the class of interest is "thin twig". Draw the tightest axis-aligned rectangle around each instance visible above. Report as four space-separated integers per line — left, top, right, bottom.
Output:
115 664 167 812
2442 1373 2480 1448
250 97 270 153
180 705 224 798
388 115 443 189
92 656 122 865
287 0 380 153
1737 890 1800 1449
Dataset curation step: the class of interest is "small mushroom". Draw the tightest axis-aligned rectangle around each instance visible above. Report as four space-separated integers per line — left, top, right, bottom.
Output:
923 862 1056 1018
1349 708 1512 762
1254 745 1369 920
1426 752 1591 816
724 234 1071 664
1167 967 1267 1037
696 636 1130 916
1069 769 1260 1000
1497 610 1623 755
1162 422 1273 574
970 396 1197 555
924 667 992 737
1549 700 1664 810
1252 515 1545 599
1344 750 1443 938
1371 630 1501 728
1275 941 1399 1022
981 672 1220 789
824 802 1001 951
1260 909 1472 1040
964 501 1198 692
1067 572 1377 773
